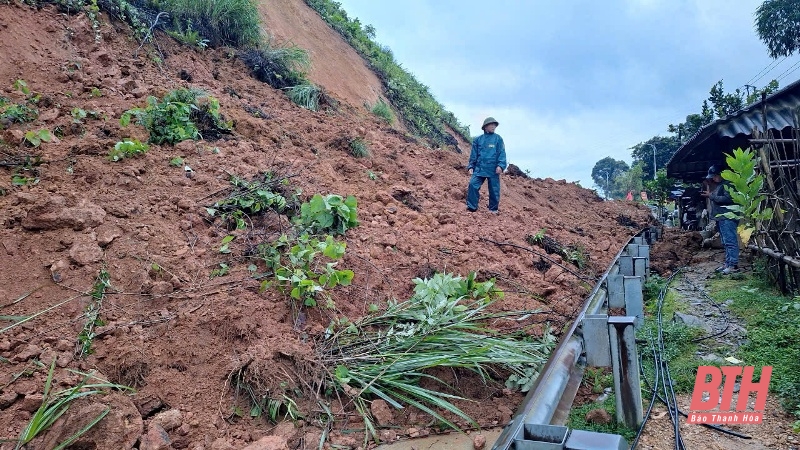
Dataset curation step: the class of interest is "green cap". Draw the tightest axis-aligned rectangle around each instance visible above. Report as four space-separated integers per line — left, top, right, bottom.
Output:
482 117 499 130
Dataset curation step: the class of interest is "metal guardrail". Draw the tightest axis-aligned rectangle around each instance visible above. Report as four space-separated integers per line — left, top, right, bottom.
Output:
492 227 660 450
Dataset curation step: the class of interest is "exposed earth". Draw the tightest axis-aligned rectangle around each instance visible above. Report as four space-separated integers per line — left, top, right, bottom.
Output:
0 1 705 449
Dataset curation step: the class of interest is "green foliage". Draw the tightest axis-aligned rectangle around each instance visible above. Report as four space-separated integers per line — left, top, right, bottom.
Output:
89 87 103 98
285 83 322 111
304 0 470 146
11 173 39 187
567 396 636 442
24 129 52 148
319 272 553 440
206 173 292 230
167 28 209 50
240 45 310 90
720 148 775 236
260 234 353 308
78 269 110 358
169 156 184 167
348 137 369 158
13 79 30 96
210 263 230 277
755 0 800 58
369 98 394 124
153 0 261 48
708 275 800 417
644 169 677 209
108 139 149 161
297 194 358 235
591 157 629 197
16 360 133 450
0 96 38 125
120 88 231 145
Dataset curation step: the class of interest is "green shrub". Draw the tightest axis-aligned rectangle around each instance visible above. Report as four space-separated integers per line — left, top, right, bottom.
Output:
109 139 149 161
285 83 322 111
0 97 38 125
24 129 52 148
348 137 369 158
370 98 394 124
151 0 261 48
240 45 310 90
297 194 358 235
120 88 231 145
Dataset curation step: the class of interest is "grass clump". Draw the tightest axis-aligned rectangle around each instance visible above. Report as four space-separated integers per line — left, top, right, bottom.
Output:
370 98 394 124
154 0 261 48
348 137 369 158
16 360 133 450
285 83 322 111
707 273 800 419
120 88 231 145
567 396 636 442
240 45 310 90
318 272 555 441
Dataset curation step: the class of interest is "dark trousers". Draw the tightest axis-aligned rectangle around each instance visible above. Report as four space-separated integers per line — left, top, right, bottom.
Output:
466 174 500 211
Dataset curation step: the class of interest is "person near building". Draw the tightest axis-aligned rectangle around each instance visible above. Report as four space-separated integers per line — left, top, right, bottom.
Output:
701 164 739 274
466 117 507 214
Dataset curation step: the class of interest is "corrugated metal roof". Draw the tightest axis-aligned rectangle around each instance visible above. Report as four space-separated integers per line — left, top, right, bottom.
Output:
667 77 800 182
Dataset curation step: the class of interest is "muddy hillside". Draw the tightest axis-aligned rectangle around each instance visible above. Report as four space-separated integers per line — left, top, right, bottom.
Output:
0 1 652 449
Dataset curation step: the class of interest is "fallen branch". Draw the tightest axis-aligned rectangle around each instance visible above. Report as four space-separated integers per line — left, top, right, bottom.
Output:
479 237 597 283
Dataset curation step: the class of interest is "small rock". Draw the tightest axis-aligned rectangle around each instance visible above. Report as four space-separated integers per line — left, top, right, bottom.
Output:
96 224 123 247
13 343 41 362
69 240 104 266
240 436 289 450
370 399 394 426
0 391 19 409
151 281 174 296
585 408 612 424
379 429 397 442
473 434 487 450
673 312 713 333
153 408 183 431
18 393 44 413
407 427 419 438
140 423 171 450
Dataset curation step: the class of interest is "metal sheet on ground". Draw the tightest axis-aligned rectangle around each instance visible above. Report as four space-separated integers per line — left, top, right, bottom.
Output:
375 429 503 450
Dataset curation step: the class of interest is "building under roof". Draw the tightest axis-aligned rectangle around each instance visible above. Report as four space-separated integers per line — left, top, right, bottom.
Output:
667 77 800 183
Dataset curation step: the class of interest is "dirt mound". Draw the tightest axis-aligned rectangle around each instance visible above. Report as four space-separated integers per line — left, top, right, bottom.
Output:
0 2 652 448
650 229 703 276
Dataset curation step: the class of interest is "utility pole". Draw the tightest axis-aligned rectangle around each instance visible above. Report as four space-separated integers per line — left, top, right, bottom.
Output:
647 144 657 180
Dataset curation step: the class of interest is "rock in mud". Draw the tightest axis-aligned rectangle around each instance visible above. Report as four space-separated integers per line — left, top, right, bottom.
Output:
153 408 183 431
141 422 171 450
69 239 104 266
370 399 394 426
473 433 487 450
22 197 106 231
241 436 289 450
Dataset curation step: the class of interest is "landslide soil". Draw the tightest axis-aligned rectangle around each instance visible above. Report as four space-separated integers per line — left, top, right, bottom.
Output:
0 3 652 449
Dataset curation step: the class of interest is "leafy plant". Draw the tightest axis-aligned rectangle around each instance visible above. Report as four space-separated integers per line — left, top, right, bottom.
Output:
0 97 38 124
318 272 553 441
13 79 30 96
16 360 133 450
369 98 394 124
206 173 293 230
108 139 149 161
89 87 103 98
720 147 775 244
348 137 369 158
120 88 231 145
297 194 358 235
24 129 52 148
12 173 39 186
167 28 209 50
169 156 184 167
155 0 262 48
261 234 353 308
211 263 230 277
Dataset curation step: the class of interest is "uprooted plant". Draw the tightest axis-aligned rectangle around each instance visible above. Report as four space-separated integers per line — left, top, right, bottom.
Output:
317 272 555 443
76 269 111 358
526 229 590 269
206 172 299 231
296 194 359 236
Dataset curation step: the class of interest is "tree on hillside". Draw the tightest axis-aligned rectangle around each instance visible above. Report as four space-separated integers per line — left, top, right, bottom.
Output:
756 0 800 58
630 136 681 180
591 157 629 198
613 163 645 199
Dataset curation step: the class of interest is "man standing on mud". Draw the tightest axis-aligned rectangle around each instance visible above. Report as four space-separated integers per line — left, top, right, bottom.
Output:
701 165 739 274
466 117 507 214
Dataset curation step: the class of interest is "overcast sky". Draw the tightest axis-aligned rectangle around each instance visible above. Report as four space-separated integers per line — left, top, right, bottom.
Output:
335 0 800 187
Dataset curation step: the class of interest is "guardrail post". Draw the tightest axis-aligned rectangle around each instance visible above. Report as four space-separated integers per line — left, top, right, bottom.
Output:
583 315 611 367
619 256 634 276
623 276 644 326
607 275 624 308
639 245 650 272
633 236 645 245
627 243 640 256
608 316 643 429
633 256 647 279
